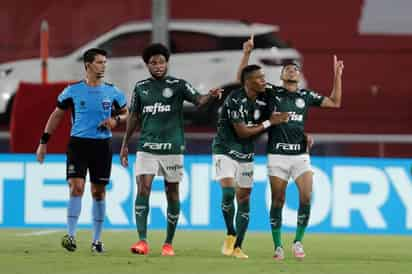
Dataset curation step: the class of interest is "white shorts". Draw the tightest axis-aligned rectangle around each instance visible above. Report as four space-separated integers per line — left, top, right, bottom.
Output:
213 154 254 188
135 151 183 182
267 154 312 181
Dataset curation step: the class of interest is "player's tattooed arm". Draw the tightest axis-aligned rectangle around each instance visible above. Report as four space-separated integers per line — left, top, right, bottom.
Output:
233 112 289 139
196 87 224 107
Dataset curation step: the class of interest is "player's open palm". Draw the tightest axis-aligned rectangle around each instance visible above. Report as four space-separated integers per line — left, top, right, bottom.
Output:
209 87 224 99
36 144 47 163
120 145 129 167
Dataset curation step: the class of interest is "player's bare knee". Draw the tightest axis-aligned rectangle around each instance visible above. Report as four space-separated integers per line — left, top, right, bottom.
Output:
300 196 311 206
272 192 285 207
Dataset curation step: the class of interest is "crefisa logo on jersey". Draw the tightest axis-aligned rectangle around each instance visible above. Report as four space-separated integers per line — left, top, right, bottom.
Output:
102 100 111 110
162 88 174 98
295 98 305 109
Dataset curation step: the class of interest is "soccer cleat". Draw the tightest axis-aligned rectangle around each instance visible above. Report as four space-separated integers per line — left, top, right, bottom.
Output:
130 240 149 255
61 234 77 252
232 247 248 259
273 246 285 261
292 241 305 259
221 235 236 256
91 240 105 253
161 243 175 256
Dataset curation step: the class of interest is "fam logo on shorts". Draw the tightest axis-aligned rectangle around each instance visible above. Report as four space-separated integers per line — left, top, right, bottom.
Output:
102 99 111 110
162 88 174 98
295 98 305 109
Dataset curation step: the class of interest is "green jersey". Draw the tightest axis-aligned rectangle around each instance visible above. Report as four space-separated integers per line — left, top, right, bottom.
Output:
212 88 268 162
267 86 324 155
130 76 200 154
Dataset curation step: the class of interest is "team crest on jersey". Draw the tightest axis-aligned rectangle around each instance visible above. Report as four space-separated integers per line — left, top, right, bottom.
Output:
295 98 305 108
162 88 174 98
102 99 111 110
254 109 261 120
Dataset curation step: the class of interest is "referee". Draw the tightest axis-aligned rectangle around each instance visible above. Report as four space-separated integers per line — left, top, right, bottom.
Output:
36 48 128 253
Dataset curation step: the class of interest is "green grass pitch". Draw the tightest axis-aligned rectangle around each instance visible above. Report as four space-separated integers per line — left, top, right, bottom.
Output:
0 229 410 274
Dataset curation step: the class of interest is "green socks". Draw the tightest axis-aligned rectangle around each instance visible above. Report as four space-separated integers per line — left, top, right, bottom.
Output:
234 201 250 248
221 187 236 236
270 206 283 248
165 200 180 244
135 195 149 240
294 204 311 242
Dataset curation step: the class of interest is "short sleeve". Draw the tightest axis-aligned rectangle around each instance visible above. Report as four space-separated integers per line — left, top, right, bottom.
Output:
181 80 200 104
307 90 324 107
113 87 127 110
56 86 72 110
129 84 141 113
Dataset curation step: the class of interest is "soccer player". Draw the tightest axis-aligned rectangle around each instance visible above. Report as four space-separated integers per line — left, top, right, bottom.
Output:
120 43 222 256
238 36 344 260
213 65 288 259
35 48 128 253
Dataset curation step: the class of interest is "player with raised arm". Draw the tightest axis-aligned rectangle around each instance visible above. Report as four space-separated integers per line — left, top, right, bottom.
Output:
214 64 288 259
238 35 344 260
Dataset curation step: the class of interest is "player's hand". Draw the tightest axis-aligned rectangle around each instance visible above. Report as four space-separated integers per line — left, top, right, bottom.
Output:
209 87 224 100
36 144 47 163
98 117 117 130
269 112 289 125
120 145 129 167
305 134 314 152
334 55 344 77
243 34 254 54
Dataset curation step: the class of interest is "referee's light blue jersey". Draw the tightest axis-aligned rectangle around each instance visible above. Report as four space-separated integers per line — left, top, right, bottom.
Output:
57 80 127 139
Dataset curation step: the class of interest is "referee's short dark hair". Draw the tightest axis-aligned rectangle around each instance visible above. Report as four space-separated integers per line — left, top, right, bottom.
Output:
241 64 262 84
142 43 170 64
83 48 107 64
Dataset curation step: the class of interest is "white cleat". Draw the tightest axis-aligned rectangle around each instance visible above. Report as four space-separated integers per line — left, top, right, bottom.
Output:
292 241 305 259
273 246 285 261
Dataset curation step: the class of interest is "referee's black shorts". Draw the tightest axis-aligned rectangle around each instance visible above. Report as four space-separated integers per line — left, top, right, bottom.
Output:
66 137 112 185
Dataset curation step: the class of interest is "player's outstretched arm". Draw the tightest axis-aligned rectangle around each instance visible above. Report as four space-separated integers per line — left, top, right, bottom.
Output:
36 107 66 163
196 87 224 107
120 111 139 167
321 55 344 108
236 34 254 83
233 112 289 138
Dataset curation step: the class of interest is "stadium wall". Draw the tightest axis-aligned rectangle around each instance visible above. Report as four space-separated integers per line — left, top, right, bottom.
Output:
1 0 411 134
0 154 411 234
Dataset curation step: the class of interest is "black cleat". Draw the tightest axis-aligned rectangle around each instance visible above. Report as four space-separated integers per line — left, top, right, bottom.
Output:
61 234 77 252
91 241 105 253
